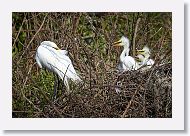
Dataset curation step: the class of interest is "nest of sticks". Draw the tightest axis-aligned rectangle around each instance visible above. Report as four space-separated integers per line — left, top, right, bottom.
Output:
43 63 172 118
12 12 172 118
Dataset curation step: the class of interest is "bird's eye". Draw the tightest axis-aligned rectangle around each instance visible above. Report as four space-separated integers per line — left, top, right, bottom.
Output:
52 47 59 50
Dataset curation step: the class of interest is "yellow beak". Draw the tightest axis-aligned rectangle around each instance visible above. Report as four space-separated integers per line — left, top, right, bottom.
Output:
53 47 60 50
136 49 145 54
113 40 122 47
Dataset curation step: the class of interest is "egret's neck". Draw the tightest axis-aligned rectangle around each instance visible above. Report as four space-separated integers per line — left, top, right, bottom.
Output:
120 46 129 62
145 54 150 60
141 54 150 65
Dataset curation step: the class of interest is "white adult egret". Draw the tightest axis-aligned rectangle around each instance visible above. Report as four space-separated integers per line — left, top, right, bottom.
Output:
113 36 140 72
136 46 155 69
35 41 82 97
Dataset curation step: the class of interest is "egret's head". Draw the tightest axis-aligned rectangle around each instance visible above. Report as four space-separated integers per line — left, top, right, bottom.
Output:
136 46 150 58
41 41 60 50
113 36 130 48
134 54 145 63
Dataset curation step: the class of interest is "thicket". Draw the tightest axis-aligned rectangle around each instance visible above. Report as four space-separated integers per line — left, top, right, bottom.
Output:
12 12 172 118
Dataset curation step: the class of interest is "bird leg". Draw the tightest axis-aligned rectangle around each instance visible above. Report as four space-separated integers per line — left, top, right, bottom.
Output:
63 78 70 94
62 82 66 95
53 74 59 100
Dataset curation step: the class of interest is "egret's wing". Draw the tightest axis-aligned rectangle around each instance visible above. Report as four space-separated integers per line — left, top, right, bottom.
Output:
35 51 42 68
123 56 136 70
36 45 81 82
41 45 71 64
36 45 60 70
54 55 81 82
147 59 154 66
48 49 81 81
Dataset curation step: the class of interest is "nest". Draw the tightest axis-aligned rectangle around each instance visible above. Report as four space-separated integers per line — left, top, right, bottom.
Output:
45 63 172 118
12 13 172 118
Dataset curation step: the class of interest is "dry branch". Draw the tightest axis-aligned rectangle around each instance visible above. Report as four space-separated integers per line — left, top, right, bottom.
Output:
132 18 141 56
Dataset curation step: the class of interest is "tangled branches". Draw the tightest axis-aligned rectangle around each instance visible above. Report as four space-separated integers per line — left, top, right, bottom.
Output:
12 12 172 118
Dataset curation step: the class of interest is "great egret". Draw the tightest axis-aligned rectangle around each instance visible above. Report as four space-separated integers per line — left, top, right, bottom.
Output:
113 36 140 72
35 41 82 97
136 46 155 69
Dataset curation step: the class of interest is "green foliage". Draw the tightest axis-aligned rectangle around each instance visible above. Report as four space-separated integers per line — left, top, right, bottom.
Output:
12 13 27 57
12 12 172 118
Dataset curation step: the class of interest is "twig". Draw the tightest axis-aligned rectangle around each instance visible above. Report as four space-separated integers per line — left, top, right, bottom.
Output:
37 87 64 118
132 18 141 57
150 27 162 39
17 13 48 64
13 16 26 48
19 62 46 117
121 89 139 118
13 110 42 113
141 48 172 117
146 48 172 84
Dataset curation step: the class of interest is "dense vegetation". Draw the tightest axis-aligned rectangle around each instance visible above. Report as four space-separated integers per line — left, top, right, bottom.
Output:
12 12 172 118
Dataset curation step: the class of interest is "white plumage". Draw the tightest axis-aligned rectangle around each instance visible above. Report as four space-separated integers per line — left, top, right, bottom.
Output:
113 36 140 72
136 46 155 70
35 41 81 92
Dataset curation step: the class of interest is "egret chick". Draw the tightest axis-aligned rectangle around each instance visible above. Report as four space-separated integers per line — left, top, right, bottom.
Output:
35 41 82 97
113 36 140 72
136 46 155 69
